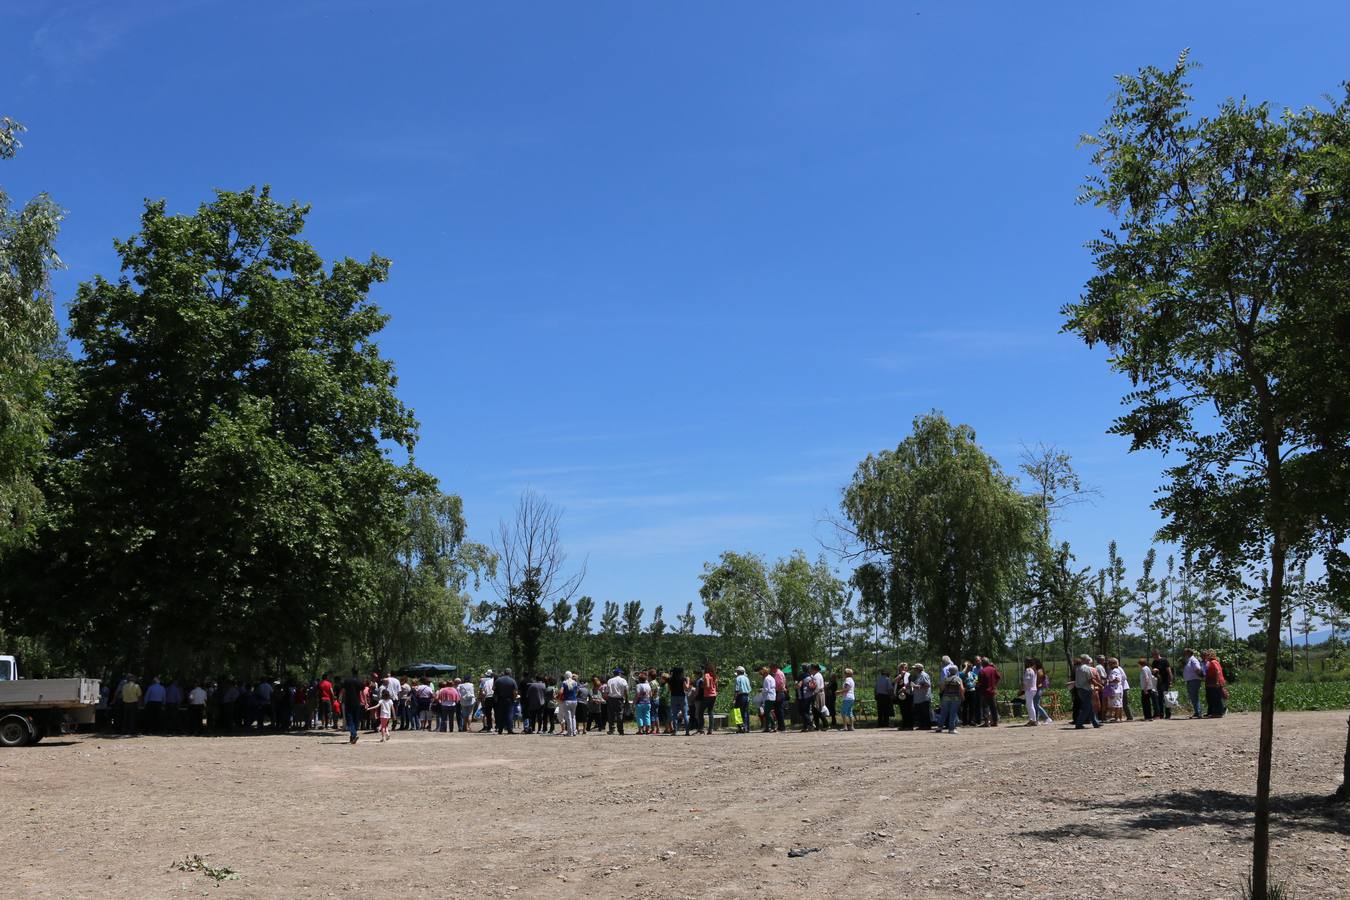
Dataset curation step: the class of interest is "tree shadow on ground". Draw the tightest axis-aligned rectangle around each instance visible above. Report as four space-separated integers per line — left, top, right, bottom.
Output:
1027 789 1350 841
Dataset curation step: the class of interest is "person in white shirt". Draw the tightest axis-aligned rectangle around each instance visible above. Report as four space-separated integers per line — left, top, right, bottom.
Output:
1021 660 1039 726
479 670 495 732
810 665 828 730
186 683 208 735
1137 657 1158 721
1109 658 1133 721
760 667 779 732
605 668 629 735
840 668 857 731
457 677 476 731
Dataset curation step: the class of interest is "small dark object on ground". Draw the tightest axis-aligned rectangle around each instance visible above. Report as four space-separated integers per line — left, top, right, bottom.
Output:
787 847 822 858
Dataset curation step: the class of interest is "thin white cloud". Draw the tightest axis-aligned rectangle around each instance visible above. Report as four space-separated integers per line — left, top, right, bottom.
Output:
575 513 797 558
502 459 682 480
866 327 1055 371
29 1 214 75
763 467 850 487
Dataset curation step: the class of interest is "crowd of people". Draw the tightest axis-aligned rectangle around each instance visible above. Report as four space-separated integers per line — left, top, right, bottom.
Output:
95 648 1229 741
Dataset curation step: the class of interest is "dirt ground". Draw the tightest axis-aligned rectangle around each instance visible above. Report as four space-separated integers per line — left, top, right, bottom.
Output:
3 711 1348 900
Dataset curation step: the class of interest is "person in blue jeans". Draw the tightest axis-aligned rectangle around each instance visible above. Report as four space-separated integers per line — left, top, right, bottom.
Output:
1181 649 1206 718
340 668 363 744
732 666 752 734
669 667 689 735
937 669 963 733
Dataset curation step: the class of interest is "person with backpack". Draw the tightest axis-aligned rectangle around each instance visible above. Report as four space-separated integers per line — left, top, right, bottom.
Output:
937 665 964 734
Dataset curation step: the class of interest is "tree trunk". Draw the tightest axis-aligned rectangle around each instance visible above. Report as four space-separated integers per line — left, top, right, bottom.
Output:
1287 617 1295 671
1336 712 1350 802
1251 534 1286 899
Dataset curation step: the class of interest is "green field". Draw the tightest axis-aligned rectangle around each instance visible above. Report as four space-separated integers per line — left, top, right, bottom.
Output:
984 681 1350 717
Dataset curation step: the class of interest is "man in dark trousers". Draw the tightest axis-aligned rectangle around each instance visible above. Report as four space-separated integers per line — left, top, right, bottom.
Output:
1152 650 1173 720
979 658 1001 726
874 668 893 728
605 668 629 735
341 668 364 744
493 668 518 734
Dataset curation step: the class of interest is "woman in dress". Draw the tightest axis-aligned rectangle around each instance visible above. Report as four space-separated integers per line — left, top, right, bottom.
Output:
1204 651 1228 718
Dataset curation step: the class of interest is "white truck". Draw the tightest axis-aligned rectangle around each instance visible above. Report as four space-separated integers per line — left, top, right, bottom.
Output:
0 655 100 747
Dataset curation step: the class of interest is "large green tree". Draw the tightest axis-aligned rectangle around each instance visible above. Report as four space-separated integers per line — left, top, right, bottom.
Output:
1063 55 1350 893
840 412 1036 660
0 117 62 556
699 549 844 672
358 486 495 672
2 187 420 675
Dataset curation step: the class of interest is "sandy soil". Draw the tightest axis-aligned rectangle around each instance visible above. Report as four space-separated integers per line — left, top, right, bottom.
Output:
2 711 1348 899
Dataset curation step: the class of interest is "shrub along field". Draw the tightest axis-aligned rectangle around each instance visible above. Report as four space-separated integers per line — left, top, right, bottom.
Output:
984 681 1350 718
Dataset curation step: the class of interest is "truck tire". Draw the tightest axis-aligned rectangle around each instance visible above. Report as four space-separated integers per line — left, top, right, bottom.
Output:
0 714 32 748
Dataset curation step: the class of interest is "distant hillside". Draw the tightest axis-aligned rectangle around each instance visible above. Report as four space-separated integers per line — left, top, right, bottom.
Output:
1289 628 1350 646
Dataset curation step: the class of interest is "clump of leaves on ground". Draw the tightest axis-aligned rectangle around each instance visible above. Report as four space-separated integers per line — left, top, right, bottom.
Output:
172 855 239 883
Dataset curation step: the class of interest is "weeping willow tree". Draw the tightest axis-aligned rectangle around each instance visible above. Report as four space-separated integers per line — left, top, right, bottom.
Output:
0 116 62 556
838 411 1036 661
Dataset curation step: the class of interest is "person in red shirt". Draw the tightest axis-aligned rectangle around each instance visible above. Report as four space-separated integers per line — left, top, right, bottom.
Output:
979 658 1001 727
1203 651 1227 719
317 674 335 729
292 683 308 730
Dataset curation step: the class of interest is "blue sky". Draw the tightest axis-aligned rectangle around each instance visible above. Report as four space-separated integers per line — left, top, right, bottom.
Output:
3 1 1346 630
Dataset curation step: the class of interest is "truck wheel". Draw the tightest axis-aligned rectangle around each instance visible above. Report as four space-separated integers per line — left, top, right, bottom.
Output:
0 715 32 748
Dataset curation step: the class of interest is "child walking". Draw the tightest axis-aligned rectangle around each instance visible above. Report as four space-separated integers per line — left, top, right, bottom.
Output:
370 688 395 741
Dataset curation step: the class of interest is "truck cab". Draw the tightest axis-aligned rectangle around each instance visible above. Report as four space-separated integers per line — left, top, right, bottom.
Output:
0 655 16 681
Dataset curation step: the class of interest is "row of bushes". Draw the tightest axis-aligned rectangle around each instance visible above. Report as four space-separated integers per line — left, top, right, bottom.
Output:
982 682 1350 715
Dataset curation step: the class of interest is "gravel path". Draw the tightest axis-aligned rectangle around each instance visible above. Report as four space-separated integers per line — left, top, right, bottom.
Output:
2 710 1347 898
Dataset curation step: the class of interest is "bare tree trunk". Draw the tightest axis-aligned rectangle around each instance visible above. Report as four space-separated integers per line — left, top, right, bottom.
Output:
1333 712 1350 802
1251 535 1286 899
